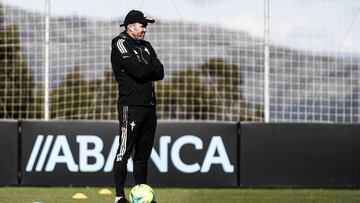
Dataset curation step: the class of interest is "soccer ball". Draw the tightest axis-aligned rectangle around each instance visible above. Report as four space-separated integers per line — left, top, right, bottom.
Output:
129 184 155 203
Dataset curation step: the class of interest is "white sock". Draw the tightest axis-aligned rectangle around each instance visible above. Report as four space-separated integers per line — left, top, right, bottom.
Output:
114 196 123 203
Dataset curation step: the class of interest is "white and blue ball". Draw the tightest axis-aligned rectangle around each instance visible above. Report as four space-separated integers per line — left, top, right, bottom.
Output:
129 184 155 203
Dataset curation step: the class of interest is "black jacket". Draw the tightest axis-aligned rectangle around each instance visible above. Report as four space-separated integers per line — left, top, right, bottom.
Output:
111 32 164 106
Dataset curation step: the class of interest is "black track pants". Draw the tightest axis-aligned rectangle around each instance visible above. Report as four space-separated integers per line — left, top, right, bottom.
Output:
113 105 157 197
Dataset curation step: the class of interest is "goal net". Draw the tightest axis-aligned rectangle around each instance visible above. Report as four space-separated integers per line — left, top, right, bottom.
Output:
1 0 359 123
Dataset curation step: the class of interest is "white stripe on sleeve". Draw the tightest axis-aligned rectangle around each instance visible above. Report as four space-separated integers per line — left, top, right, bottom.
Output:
116 39 127 54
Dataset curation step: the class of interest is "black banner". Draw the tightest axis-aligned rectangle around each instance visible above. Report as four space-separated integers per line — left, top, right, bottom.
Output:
240 123 360 187
21 121 118 185
18 121 360 187
0 121 18 185
21 121 238 186
149 122 238 187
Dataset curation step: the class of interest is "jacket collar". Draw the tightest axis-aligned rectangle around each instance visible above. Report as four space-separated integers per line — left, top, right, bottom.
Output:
120 31 141 45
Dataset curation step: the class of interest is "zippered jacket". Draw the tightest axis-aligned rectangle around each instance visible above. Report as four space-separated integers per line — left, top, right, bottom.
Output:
111 32 164 106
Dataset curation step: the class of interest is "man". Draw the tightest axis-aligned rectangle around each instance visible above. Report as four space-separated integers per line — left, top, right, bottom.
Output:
111 10 164 203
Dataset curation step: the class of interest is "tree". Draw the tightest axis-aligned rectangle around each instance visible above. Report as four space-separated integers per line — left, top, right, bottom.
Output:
0 3 35 119
156 69 216 120
49 67 118 120
92 69 118 120
50 66 93 119
157 58 263 121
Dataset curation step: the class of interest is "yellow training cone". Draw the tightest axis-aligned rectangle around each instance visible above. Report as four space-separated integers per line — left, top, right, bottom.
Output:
72 193 88 199
98 188 113 195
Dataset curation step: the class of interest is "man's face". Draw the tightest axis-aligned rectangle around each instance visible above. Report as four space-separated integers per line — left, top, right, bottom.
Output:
127 23 147 41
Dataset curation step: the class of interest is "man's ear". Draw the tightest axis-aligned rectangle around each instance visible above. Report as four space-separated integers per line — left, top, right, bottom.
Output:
127 24 133 32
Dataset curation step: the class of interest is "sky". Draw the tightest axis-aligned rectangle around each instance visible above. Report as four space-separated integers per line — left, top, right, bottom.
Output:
3 0 360 54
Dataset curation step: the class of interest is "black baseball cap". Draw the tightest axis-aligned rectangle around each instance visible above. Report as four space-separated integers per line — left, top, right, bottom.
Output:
120 10 155 27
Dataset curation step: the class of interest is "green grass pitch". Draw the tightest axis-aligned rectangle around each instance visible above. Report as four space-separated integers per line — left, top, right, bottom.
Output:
0 187 360 203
